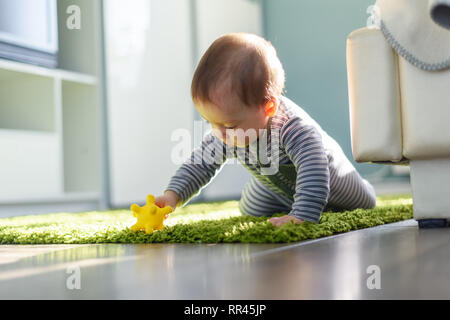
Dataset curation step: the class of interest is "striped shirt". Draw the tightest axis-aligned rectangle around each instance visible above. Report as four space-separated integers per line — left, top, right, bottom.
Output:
166 95 365 222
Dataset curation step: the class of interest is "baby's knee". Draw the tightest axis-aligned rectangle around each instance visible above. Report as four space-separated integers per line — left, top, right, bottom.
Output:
365 194 377 209
238 199 262 217
362 180 377 209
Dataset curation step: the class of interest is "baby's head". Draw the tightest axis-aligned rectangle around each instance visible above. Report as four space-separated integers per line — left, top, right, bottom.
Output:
191 33 285 147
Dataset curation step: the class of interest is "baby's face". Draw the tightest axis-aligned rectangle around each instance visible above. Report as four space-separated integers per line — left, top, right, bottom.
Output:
195 97 269 148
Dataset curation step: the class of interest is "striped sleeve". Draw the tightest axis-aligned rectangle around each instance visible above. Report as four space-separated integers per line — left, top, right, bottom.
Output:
280 118 330 223
165 131 228 207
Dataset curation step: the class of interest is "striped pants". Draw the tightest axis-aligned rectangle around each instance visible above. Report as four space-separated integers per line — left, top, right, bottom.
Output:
238 168 377 218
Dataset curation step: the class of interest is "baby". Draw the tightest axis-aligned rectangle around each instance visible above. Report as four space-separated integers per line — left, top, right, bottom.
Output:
155 33 377 227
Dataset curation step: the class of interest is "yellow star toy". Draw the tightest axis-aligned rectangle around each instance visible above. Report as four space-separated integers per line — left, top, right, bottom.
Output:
130 195 173 234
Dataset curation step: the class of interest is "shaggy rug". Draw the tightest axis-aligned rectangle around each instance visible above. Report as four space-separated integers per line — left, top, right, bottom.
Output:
0 194 413 244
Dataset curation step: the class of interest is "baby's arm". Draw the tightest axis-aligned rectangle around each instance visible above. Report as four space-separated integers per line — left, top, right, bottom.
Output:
164 131 228 208
280 118 330 223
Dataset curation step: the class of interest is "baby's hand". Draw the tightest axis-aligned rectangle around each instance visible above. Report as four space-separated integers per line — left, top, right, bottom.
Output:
154 190 180 217
269 215 303 227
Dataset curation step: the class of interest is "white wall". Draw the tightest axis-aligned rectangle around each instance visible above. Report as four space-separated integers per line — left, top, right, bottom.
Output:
104 0 194 207
104 0 263 207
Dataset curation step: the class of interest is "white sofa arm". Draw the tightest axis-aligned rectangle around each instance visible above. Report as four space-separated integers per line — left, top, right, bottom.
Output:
346 27 403 163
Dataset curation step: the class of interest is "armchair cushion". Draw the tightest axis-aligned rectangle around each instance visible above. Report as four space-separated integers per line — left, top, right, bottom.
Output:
346 27 403 163
399 56 450 159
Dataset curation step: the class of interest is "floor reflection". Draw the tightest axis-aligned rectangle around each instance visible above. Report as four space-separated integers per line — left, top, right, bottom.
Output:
0 221 449 299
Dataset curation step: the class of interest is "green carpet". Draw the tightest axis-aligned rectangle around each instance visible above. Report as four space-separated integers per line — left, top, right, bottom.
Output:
0 194 413 244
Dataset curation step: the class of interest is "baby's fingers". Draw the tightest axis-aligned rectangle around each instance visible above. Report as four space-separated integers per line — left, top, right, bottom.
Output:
268 217 281 227
154 197 165 208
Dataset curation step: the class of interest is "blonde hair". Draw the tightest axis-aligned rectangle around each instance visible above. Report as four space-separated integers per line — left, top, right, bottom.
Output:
191 33 285 108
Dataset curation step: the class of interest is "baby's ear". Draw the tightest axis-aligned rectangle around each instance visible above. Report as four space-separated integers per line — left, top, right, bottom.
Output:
264 99 277 117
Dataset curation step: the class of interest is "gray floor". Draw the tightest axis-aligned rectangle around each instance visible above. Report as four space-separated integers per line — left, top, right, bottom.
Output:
1 219 450 299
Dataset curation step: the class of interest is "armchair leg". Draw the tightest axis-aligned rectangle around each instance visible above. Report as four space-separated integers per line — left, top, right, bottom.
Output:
410 159 450 223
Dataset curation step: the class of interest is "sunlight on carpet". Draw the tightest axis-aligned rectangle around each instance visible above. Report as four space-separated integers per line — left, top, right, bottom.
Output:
0 194 413 244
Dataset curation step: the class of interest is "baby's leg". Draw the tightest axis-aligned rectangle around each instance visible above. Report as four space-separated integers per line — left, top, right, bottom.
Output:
239 176 292 217
326 167 377 211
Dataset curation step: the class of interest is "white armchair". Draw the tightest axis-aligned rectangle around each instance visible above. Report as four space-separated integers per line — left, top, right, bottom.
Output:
346 0 450 228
